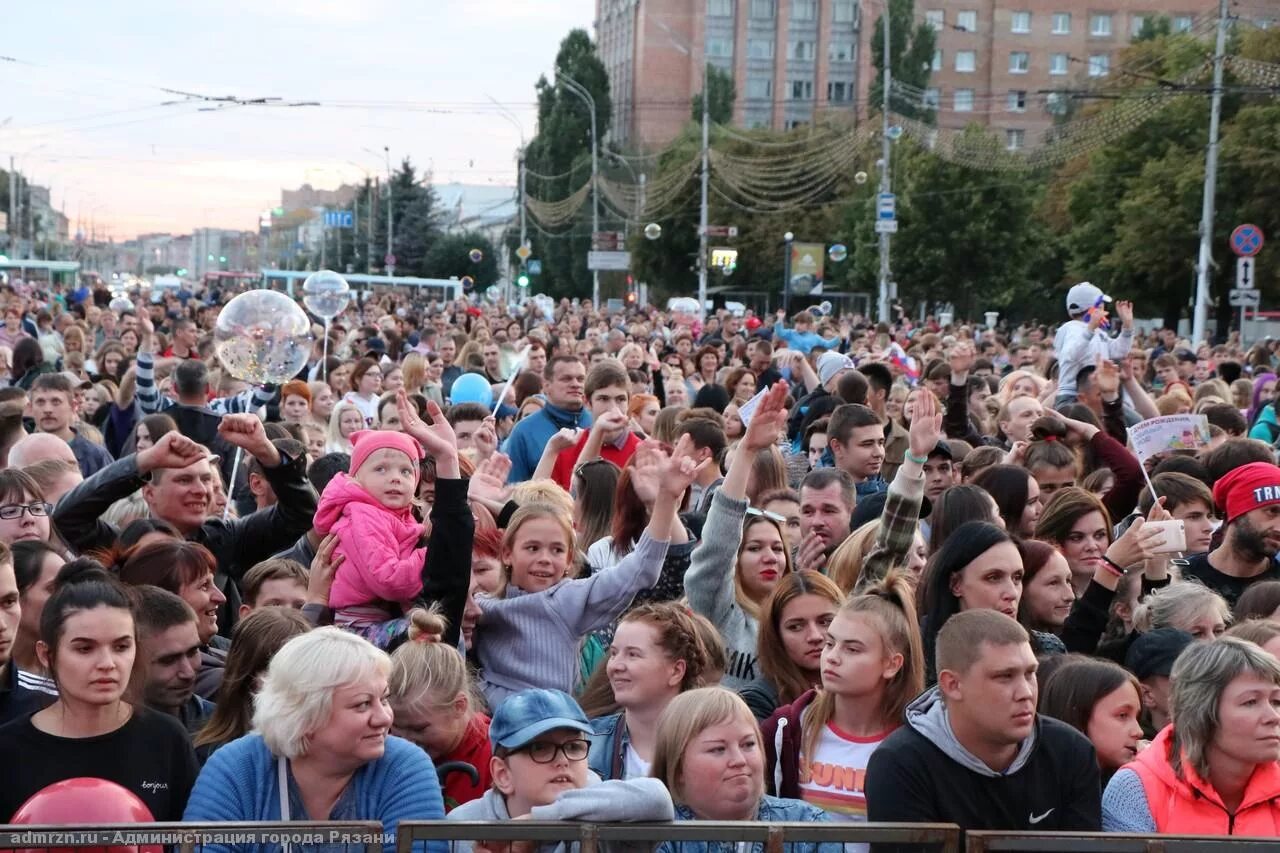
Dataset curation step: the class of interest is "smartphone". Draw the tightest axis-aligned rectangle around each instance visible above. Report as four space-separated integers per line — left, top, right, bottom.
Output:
1146 519 1187 554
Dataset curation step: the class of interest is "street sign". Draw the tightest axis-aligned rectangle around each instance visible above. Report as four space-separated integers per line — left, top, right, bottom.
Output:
384 253 396 266
1230 289 1261 308
323 210 354 228
592 231 626 251
515 243 531 261
527 260 542 275
875 220 899 234
705 225 739 238
1238 256 1257 290
877 193 896 221
588 251 631 271
1231 224 1265 257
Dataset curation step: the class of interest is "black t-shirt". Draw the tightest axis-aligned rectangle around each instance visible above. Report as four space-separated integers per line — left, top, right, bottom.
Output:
0 705 199 822
1180 552 1280 608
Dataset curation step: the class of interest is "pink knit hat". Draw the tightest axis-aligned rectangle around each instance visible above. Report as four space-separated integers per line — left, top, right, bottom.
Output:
348 430 425 478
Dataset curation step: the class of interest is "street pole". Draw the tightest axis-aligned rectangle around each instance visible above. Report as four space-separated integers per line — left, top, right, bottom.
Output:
877 3 893 324
518 147 527 303
557 74 600 308
367 178 375 275
7 157 14 243
698 61 710 318
783 232 795 313
384 147 393 271
1192 0 1230 346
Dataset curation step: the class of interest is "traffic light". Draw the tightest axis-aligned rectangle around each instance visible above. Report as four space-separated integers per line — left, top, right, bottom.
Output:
517 272 530 288
625 275 637 304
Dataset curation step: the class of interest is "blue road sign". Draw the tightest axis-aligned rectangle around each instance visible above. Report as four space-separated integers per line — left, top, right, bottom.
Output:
527 259 542 275
324 210 354 229
1231 224 1264 257
877 193 896 221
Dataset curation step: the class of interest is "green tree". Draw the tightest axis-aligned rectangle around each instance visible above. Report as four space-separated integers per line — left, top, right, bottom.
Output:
523 29 614 300
423 231 500 287
869 0 937 122
692 65 737 125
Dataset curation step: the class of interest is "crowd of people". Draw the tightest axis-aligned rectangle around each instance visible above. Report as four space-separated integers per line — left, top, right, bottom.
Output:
1 274 1280 850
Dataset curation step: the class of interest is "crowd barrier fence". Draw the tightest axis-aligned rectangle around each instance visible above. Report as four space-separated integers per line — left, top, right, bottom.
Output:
965 830 1279 853
0 821 385 853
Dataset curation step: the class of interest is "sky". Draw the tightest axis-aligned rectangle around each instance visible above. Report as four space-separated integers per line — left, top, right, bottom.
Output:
2 1 594 240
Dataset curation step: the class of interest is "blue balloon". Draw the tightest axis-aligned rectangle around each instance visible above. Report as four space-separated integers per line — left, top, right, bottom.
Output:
450 373 493 407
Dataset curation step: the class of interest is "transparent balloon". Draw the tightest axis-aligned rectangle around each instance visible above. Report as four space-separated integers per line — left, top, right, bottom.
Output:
485 285 502 303
109 296 132 312
301 270 351 321
461 275 475 292
215 290 313 385
818 301 833 316
828 243 849 263
644 223 662 241
854 171 869 185
468 248 484 263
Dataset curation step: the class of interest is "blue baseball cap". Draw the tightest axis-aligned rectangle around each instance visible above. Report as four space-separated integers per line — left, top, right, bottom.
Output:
489 689 592 750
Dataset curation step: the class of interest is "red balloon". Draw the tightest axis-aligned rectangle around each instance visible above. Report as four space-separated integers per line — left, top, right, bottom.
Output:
10 778 160 853
745 317 762 331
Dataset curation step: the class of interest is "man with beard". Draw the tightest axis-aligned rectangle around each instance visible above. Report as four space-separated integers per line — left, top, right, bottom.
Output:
1182 462 1280 607
129 586 214 745
795 468 856 573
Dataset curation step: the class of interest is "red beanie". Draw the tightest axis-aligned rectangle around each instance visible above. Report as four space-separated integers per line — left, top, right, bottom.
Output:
348 430 425 480
1213 461 1280 524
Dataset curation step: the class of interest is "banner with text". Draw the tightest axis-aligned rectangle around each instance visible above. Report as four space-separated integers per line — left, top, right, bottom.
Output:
1129 414 1211 462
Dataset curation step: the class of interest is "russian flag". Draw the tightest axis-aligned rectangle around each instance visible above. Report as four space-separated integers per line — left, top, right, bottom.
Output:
887 343 921 385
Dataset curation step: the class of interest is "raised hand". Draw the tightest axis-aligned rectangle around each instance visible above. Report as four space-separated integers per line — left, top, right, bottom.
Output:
590 410 630 437
948 342 975 378
468 453 513 505
217 413 279 465
659 434 712 499
1096 356 1121 399
907 385 943 460
1115 300 1135 327
740 379 790 453
137 430 210 474
473 416 499 461
547 427 583 454
307 533 343 607
398 392 458 461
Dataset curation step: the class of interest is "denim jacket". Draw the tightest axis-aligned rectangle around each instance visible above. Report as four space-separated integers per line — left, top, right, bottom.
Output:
588 712 629 780
660 797 840 853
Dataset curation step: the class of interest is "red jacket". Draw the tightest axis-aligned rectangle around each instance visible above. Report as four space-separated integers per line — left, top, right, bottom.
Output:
1128 725 1280 835
762 688 819 799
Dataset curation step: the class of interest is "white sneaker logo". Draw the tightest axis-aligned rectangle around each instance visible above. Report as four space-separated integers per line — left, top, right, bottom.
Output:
1028 809 1054 825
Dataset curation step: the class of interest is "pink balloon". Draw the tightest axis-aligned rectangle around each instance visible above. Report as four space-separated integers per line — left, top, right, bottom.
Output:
10 778 160 853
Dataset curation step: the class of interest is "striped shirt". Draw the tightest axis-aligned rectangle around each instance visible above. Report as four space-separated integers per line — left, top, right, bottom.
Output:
135 350 276 416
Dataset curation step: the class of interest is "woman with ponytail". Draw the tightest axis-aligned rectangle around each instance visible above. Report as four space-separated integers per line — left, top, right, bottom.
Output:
1024 410 1143 523
762 572 924 822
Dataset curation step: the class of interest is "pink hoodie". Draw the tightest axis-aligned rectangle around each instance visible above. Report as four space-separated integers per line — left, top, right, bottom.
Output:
313 472 428 610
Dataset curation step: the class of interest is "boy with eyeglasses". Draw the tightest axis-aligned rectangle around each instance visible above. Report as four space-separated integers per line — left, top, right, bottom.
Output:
448 688 672 851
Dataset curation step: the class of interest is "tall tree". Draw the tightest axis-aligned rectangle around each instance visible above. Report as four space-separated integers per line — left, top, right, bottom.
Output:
692 65 737 125
522 29 614 299
870 0 937 122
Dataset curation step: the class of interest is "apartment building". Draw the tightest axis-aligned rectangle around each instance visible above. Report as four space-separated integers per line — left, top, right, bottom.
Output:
919 1 1220 150
597 0 863 150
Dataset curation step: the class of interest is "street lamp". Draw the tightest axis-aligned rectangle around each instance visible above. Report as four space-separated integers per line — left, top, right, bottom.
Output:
556 72 600 308
782 232 795 314
487 94 528 302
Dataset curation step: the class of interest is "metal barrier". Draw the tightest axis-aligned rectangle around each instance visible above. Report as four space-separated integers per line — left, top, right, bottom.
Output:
395 821 962 853
965 830 1280 853
0 821 386 853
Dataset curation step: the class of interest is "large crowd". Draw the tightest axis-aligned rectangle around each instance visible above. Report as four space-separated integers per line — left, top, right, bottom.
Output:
1 275 1280 851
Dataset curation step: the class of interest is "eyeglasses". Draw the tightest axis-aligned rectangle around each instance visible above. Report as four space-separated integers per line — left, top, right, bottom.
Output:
744 506 786 524
0 502 53 520
513 738 590 764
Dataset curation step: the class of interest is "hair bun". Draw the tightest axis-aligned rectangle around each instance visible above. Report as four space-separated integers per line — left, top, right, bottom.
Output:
1030 416 1068 442
53 558 114 589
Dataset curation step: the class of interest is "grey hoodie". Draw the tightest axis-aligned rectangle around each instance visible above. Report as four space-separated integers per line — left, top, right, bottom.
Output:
446 775 674 853
904 686 1037 777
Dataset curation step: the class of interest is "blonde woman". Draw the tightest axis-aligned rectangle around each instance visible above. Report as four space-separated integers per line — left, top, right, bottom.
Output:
325 400 365 455
997 369 1049 405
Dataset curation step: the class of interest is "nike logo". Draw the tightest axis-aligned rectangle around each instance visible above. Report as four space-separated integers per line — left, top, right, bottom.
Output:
1028 809 1054 825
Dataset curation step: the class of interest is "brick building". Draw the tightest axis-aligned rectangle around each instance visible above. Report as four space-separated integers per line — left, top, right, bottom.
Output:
596 0 1265 153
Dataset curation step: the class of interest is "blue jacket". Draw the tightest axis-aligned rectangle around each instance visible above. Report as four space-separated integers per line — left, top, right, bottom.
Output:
183 732 446 853
772 324 842 356
661 796 839 853
504 401 592 482
1250 405 1280 443
587 712 628 780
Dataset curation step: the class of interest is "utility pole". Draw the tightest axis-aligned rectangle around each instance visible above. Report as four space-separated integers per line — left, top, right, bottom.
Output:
367 178 375 275
518 148 527 303
878 3 893 324
384 147 393 271
1192 0 1230 346
557 73 600 308
698 61 710 318
7 157 14 244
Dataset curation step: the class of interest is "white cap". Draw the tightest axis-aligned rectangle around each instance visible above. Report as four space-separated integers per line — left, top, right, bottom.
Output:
1066 282 1110 315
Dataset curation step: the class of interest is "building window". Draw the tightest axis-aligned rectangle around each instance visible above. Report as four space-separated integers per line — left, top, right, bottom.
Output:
746 77 773 99
1008 90 1027 112
828 41 855 62
708 0 733 17
1006 129 1025 150
955 89 975 111
791 0 816 21
787 40 816 60
827 81 853 102
833 0 856 23
1130 14 1147 36
932 50 943 71
1088 53 1110 76
789 79 814 100
750 0 775 18
956 50 976 72
924 88 941 108
925 9 944 30
707 38 734 58
957 10 978 31
1173 15 1194 32
1009 51 1029 73
748 39 775 59
1011 11 1031 33
1091 13 1113 36
1050 53 1069 74
1052 12 1071 33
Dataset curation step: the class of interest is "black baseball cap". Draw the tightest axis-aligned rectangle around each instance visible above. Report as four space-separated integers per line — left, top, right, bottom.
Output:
1126 628 1194 680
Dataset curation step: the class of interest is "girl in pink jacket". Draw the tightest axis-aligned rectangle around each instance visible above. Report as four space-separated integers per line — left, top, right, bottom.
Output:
314 428 427 647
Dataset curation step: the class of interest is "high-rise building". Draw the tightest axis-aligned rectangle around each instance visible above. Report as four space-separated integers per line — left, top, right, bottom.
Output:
597 0 863 150
598 1 1260 153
